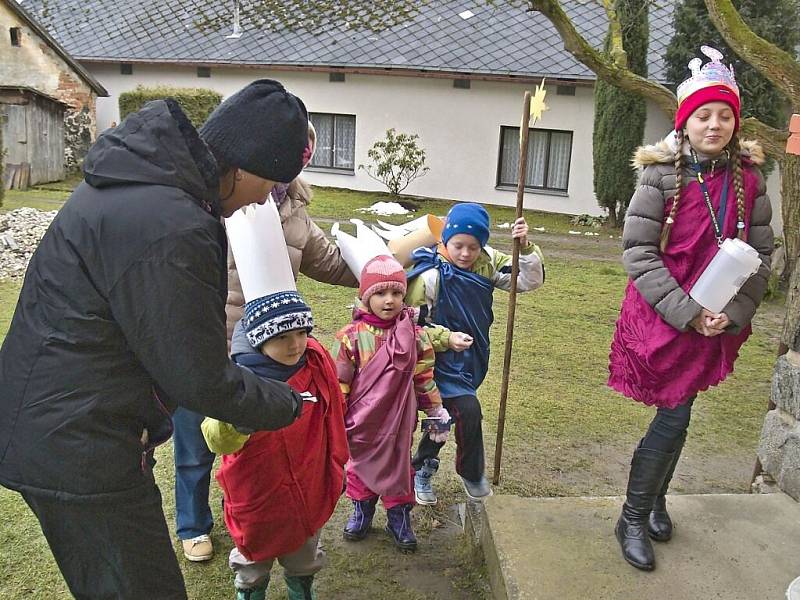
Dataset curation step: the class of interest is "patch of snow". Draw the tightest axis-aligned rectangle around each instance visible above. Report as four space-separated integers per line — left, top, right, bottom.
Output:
496 222 511 229
532 226 546 232
356 202 410 216
584 232 599 236
568 230 582 235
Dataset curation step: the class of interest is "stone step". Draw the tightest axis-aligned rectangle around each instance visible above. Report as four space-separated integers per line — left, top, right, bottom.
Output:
472 493 800 600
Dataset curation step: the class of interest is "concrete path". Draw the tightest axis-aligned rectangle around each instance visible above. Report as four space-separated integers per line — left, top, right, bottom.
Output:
476 493 800 600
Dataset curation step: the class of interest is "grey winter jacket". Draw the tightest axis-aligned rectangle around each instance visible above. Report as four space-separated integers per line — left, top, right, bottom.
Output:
623 135 773 334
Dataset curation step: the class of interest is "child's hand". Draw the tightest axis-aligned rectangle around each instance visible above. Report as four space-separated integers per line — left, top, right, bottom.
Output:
690 309 726 337
511 217 529 247
705 312 730 332
448 331 474 352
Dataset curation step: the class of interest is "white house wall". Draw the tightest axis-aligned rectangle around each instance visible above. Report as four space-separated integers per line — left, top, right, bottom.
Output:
85 62 782 231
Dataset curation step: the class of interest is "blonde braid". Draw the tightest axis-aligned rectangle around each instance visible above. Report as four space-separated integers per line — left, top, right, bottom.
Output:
660 129 684 252
728 134 747 242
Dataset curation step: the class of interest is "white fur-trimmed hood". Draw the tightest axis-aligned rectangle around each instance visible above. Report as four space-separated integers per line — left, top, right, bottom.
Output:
632 132 764 168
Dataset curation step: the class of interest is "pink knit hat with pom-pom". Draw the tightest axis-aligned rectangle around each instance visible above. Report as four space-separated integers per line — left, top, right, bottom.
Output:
359 255 407 305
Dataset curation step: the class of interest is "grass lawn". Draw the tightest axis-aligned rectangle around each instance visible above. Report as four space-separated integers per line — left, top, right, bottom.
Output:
306 186 589 235
0 184 783 598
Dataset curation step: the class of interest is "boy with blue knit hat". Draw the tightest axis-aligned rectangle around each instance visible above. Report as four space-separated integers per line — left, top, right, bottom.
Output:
406 203 545 502
202 201 348 600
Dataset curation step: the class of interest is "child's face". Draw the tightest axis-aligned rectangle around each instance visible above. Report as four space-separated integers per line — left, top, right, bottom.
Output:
260 329 308 366
367 289 404 320
685 101 735 157
445 234 482 270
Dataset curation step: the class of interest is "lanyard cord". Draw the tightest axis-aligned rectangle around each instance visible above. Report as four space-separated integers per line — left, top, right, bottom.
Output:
690 149 729 247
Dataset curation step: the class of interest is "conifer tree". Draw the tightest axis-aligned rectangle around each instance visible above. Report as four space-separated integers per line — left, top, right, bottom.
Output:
592 0 649 227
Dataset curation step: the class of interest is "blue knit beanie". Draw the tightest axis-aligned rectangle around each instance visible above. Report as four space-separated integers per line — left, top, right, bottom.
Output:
442 203 491 247
243 290 314 348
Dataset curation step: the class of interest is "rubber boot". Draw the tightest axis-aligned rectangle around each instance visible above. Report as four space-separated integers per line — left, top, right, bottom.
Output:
648 432 687 542
235 586 266 600
385 503 417 552
284 574 315 600
343 497 377 541
615 445 673 571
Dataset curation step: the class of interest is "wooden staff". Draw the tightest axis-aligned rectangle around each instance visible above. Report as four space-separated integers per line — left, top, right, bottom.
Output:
492 83 548 484
492 91 531 486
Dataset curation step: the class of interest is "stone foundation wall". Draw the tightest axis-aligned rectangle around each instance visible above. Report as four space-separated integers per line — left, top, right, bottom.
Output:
758 351 800 500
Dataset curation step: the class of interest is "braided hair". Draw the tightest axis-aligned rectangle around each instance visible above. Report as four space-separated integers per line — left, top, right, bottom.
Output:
660 130 747 251
659 129 684 252
728 134 747 242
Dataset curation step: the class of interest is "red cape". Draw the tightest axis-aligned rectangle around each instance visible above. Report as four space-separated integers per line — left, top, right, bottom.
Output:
216 338 349 560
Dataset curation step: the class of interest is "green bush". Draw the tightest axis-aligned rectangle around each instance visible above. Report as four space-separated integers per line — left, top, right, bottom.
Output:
118 86 223 128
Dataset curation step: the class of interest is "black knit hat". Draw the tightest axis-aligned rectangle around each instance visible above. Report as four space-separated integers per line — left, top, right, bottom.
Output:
199 79 309 183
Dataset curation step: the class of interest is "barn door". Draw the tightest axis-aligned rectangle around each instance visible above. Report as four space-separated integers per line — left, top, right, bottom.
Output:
2 103 29 164
28 96 65 184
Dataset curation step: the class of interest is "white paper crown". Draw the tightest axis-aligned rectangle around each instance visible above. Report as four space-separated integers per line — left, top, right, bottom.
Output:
331 219 393 282
676 45 739 104
225 201 296 303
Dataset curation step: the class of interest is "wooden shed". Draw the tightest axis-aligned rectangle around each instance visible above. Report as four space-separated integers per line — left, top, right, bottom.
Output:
1 86 67 188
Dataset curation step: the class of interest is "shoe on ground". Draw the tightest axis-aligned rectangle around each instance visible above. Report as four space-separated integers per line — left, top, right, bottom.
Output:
460 475 493 501
236 587 266 600
182 534 213 562
385 504 417 553
343 497 377 541
414 458 439 506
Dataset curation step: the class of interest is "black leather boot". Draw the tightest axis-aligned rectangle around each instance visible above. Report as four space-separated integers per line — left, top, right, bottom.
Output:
648 432 686 542
615 446 673 571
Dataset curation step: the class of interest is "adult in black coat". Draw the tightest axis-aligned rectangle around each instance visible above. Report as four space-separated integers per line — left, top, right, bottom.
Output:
0 80 310 599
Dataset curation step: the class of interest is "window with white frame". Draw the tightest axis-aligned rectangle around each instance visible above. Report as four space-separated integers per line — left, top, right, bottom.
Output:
497 126 572 192
308 113 356 172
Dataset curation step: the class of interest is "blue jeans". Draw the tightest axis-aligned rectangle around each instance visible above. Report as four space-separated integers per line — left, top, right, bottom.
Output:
173 407 215 540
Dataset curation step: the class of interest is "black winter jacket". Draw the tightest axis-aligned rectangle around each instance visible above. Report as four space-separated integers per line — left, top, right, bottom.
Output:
0 100 301 502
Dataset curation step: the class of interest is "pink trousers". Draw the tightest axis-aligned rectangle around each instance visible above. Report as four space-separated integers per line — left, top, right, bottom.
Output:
345 467 415 509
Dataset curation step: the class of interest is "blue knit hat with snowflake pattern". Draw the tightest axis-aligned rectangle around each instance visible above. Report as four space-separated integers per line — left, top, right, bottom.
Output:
243 290 313 348
442 203 490 247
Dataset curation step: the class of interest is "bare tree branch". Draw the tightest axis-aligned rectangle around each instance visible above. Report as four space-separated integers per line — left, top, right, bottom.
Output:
704 0 800 109
600 0 627 67
528 0 678 117
740 118 790 157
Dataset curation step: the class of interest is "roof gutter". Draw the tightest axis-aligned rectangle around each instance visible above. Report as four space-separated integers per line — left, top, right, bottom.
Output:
77 58 600 86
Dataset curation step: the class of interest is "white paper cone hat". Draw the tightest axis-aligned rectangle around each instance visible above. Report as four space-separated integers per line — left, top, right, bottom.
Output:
388 214 444 267
331 219 392 282
225 202 295 302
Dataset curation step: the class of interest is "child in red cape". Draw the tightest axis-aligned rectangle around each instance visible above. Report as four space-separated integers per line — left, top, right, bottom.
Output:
202 290 348 600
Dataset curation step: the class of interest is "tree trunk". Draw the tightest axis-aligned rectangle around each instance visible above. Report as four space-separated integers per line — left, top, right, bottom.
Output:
782 258 800 353
780 153 800 284
608 207 618 228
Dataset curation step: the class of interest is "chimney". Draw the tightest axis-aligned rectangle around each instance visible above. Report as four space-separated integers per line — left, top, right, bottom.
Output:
226 0 242 39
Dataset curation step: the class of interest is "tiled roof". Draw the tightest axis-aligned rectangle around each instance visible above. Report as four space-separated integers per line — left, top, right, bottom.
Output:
18 0 674 82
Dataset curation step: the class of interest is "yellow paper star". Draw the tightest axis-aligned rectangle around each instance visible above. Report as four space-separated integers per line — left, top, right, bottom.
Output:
529 79 549 126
